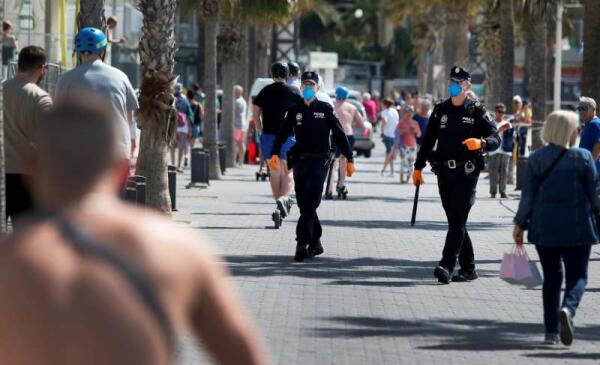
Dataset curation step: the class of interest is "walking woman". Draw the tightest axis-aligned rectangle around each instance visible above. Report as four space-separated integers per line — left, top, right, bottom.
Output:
2 21 18 78
513 110 600 346
380 98 399 176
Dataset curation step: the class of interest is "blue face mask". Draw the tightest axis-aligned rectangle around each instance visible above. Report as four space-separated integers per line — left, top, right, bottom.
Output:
303 86 316 101
448 82 462 98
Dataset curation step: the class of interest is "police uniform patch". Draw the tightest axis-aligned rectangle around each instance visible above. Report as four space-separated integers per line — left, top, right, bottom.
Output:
441 115 448 124
455 67 460 73
296 113 303 122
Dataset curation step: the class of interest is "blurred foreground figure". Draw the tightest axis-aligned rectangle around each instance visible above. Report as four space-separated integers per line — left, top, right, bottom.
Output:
0 102 268 365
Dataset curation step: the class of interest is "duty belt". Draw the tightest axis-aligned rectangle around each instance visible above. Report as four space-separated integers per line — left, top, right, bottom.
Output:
443 160 469 169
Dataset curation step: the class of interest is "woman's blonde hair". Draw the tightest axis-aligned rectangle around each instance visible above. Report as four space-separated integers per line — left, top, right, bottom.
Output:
542 110 579 148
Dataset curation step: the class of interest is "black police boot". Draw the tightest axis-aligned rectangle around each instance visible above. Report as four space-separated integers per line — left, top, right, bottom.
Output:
451 269 478 282
294 243 309 262
307 240 324 258
433 266 451 284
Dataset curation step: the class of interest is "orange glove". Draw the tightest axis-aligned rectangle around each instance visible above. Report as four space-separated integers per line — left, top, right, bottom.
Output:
346 162 356 177
268 155 280 171
412 169 424 186
462 138 483 151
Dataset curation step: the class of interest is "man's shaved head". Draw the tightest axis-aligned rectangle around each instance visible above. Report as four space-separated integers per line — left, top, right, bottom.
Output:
32 100 123 207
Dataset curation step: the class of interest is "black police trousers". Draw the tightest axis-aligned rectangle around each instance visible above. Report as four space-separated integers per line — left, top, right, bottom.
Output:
437 168 479 273
293 158 328 245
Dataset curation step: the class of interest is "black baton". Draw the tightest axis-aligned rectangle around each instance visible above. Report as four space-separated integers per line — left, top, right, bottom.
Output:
411 184 420 226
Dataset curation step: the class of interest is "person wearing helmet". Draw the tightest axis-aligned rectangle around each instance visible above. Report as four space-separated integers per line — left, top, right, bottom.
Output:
268 71 355 262
287 61 301 91
55 27 138 166
325 86 365 199
252 62 303 225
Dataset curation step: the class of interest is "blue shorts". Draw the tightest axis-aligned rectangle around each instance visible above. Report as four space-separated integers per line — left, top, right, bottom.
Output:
382 135 395 154
260 133 296 160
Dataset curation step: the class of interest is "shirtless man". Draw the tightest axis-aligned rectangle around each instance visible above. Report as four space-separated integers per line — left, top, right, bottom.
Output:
0 101 267 365
326 86 364 199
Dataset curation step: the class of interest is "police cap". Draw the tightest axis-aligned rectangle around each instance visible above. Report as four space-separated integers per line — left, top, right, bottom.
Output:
449 66 471 82
288 62 300 77
301 70 319 85
271 62 289 79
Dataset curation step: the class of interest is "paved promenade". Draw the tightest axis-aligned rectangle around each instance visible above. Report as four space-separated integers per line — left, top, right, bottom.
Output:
173 145 600 365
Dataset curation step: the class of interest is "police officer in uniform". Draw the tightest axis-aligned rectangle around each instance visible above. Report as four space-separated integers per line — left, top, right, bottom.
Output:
268 71 355 262
253 62 303 221
412 66 500 284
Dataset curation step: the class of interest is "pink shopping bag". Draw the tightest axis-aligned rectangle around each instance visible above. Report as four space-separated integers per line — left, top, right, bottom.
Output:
500 245 543 287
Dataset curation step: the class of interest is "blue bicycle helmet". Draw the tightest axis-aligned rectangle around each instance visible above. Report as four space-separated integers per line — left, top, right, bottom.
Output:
75 27 108 54
335 86 349 100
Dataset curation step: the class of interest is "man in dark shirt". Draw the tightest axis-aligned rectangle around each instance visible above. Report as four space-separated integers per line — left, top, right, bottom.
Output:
268 71 355 262
253 62 303 220
412 66 500 284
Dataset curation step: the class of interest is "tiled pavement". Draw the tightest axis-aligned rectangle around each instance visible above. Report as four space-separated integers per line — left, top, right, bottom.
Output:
174 144 600 365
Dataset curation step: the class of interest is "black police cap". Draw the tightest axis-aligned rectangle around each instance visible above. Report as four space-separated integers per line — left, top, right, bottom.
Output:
301 70 319 84
449 66 471 82
288 62 300 76
271 62 289 79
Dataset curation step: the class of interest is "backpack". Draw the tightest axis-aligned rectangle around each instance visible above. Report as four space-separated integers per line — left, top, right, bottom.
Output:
177 112 187 127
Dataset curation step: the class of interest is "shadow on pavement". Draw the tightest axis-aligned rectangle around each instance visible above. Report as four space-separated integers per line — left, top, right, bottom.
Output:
224 255 499 282
310 316 600 351
523 352 600 360
192 212 270 216
320 219 510 231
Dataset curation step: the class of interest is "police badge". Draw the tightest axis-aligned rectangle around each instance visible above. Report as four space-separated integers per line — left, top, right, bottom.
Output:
296 112 303 125
441 115 448 125
464 161 475 175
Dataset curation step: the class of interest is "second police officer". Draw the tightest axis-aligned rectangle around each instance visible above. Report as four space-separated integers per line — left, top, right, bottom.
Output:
412 66 500 284
268 71 355 262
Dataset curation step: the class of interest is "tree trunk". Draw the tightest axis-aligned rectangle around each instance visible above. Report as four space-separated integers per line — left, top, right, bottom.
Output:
528 16 547 151
582 0 600 103
0 79 5 233
442 9 469 70
202 1 221 180
480 4 501 107
499 0 515 109
78 0 106 31
417 44 427 94
237 20 249 94
256 24 271 78
248 24 257 89
135 0 178 214
196 11 205 87
218 16 242 169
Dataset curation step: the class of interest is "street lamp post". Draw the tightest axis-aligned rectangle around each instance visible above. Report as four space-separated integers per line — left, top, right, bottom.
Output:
553 3 563 111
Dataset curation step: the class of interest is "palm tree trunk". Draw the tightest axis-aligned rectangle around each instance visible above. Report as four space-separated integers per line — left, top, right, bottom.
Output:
256 24 271 78
202 1 222 180
499 0 515 109
527 16 547 151
0 80 5 233
135 0 178 214
77 0 106 30
481 8 501 107
218 16 242 169
582 0 600 103
417 44 427 93
442 8 469 70
237 20 249 94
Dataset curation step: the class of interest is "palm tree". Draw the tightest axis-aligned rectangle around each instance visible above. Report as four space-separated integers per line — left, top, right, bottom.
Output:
200 0 222 180
520 0 558 150
478 1 502 107
135 0 178 213
499 0 515 109
582 0 600 103
218 15 242 168
77 0 106 30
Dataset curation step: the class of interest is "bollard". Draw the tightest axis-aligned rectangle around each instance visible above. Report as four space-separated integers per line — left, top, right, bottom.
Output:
218 143 227 175
129 175 147 206
168 165 177 211
515 157 528 191
191 148 209 184
124 180 137 204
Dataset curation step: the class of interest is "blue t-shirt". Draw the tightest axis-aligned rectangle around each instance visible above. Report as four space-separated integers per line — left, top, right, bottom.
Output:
413 114 429 145
579 116 600 172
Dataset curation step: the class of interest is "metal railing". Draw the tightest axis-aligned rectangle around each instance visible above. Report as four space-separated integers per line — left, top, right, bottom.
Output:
6 60 64 96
